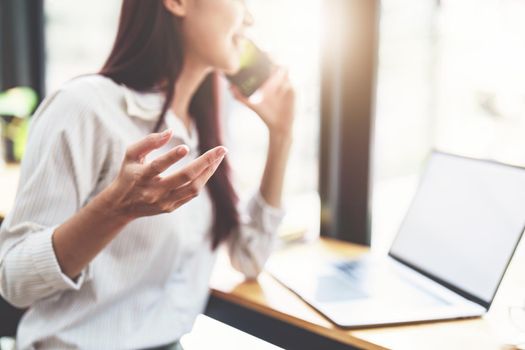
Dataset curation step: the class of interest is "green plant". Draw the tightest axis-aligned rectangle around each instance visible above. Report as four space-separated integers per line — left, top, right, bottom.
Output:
0 87 38 162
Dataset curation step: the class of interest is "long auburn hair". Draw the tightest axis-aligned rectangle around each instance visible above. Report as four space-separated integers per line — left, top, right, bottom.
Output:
100 0 239 249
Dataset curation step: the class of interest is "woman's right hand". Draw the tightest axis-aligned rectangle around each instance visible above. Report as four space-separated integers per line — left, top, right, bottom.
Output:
106 129 227 222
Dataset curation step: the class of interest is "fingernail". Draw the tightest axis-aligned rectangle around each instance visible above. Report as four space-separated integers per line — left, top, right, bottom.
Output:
177 145 189 155
218 147 228 157
161 129 172 137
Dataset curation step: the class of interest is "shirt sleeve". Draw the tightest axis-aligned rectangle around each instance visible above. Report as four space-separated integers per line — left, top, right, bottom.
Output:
0 85 110 308
227 191 286 279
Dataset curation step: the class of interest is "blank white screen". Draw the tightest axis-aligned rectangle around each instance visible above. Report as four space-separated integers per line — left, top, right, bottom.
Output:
390 153 525 303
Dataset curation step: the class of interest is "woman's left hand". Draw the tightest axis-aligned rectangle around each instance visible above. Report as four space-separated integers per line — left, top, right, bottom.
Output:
230 68 296 137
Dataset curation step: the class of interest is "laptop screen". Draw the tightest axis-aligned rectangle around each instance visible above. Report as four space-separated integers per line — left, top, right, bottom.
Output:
389 152 525 307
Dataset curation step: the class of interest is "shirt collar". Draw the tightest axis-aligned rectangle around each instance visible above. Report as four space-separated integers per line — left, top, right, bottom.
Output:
122 85 164 121
122 84 198 150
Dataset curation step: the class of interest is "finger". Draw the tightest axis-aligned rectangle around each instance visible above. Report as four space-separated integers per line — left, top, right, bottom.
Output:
229 85 255 107
257 68 286 97
267 67 287 87
126 129 172 162
159 187 200 213
161 146 228 188
143 144 190 178
278 81 294 97
167 190 200 211
167 157 224 202
277 70 291 94
192 153 225 187
229 84 247 100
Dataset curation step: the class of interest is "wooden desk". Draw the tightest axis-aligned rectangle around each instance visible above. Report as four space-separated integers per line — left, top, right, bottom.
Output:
210 238 525 350
0 165 20 219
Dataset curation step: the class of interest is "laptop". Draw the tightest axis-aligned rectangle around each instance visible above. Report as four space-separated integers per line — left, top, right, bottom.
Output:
266 152 525 328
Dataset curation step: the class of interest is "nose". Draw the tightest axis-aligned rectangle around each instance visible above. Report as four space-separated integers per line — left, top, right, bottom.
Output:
243 5 254 27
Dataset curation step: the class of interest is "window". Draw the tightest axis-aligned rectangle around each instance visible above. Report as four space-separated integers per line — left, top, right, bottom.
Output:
373 0 525 251
434 0 525 164
372 0 436 251
44 0 120 92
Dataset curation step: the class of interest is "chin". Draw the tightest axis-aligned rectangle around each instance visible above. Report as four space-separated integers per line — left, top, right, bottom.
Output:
223 65 241 76
220 58 242 76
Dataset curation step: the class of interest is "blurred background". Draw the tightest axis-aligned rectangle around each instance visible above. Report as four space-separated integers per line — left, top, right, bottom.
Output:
3 0 525 347
2 0 525 250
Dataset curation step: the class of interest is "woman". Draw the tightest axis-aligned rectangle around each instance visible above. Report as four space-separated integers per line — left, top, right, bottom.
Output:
0 0 295 348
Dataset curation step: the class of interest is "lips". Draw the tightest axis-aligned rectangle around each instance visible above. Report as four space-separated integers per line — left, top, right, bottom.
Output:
232 35 241 48
232 33 246 48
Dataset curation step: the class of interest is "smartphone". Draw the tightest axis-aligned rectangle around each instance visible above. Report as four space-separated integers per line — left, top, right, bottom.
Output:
226 39 273 97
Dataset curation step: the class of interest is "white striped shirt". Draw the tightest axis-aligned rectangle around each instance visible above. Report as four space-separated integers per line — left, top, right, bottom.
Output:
0 75 285 350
